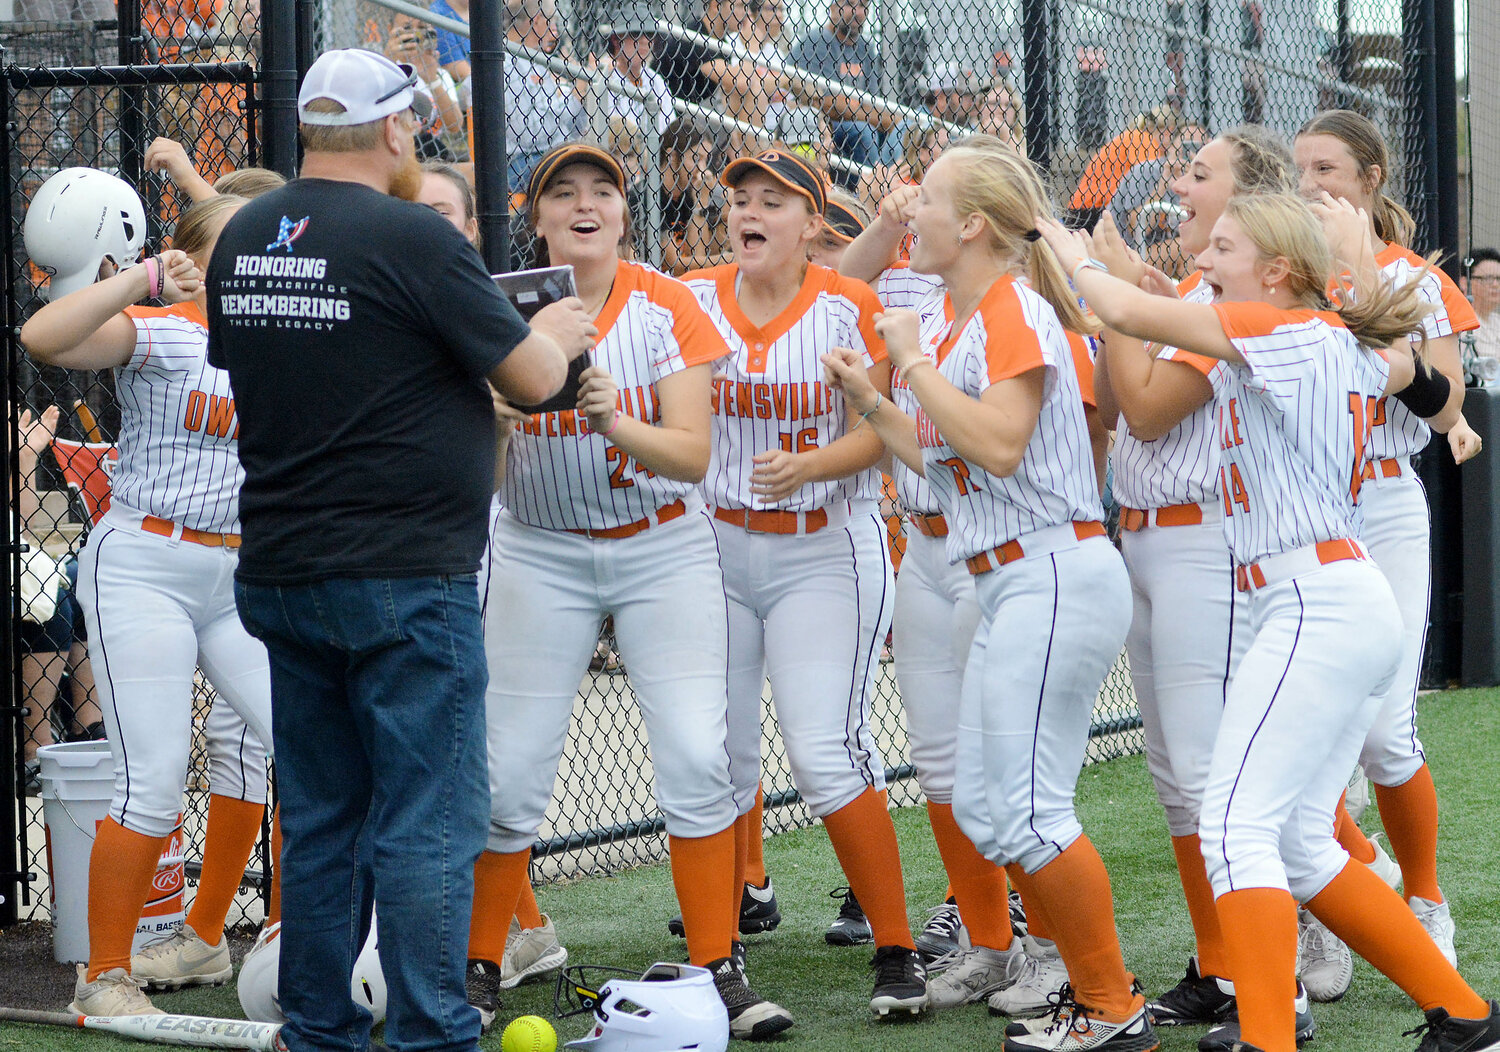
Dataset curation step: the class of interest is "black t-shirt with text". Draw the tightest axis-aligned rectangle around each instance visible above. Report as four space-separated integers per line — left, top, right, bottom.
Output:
206 179 530 584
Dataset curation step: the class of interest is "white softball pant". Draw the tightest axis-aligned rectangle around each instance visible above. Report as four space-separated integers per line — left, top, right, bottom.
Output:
77 509 273 838
892 526 980 805
1120 509 1248 836
713 507 894 818
1357 467 1430 787
953 531 1132 874
482 504 738 854
1199 557 1402 900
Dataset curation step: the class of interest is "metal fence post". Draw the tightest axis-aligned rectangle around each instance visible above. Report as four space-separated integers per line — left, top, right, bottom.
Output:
261 0 301 179
1021 0 1051 173
0 63 19 930
472 0 512 273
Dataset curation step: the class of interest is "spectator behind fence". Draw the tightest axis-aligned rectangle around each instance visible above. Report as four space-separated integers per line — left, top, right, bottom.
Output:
386 11 469 161
774 106 836 174
1067 103 1180 228
878 62 981 165
654 0 750 104
972 79 1025 156
1107 123 1206 243
729 0 786 63
430 0 473 85
206 48 593 1051
658 118 730 275
787 0 882 189
604 6 675 134
503 0 586 194
1465 248 1500 363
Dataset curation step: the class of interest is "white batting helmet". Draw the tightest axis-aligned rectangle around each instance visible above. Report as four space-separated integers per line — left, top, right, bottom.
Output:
235 916 388 1026
236 922 285 1024
350 916 388 1026
556 962 728 1052
23 167 146 300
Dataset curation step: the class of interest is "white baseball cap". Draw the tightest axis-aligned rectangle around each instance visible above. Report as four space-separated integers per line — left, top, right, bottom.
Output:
298 48 432 126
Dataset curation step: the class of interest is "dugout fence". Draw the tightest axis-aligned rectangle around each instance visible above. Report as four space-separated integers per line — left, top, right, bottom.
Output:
0 0 1459 931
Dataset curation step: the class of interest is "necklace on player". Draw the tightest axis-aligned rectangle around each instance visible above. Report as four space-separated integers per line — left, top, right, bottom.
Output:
583 276 617 320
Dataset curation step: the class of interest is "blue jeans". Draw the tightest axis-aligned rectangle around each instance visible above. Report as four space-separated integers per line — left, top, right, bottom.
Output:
236 575 488 1052
831 121 878 190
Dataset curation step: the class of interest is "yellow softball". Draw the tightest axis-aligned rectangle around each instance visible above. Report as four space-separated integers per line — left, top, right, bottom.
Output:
501 1015 558 1052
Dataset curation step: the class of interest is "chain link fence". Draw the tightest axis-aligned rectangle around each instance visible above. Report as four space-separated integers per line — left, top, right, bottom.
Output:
4 0 1455 931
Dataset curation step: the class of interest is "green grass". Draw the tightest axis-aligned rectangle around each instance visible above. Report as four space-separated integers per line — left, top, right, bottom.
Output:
5 687 1498 1051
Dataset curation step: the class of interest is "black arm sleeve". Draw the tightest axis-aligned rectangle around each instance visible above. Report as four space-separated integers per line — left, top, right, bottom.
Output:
1393 359 1452 418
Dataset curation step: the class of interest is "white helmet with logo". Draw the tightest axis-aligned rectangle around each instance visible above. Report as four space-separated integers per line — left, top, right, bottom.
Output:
23 167 146 300
350 914 387 1026
236 916 387 1026
236 922 285 1023
556 962 728 1052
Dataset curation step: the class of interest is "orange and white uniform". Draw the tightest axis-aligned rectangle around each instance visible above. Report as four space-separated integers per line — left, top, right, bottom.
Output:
1111 270 1250 907
684 261 894 819
482 259 740 854
1356 246 1479 794
77 300 272 843
908 275 1130 876
1182 302 1402 900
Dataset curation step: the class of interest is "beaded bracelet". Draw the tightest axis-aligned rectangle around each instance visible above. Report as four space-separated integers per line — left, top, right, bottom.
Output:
143 255 164 299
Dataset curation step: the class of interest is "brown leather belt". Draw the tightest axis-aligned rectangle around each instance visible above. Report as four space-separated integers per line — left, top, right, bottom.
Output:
1118 502 1204 532
567 499 687 540
712 506 830 535
966 520 1105 575
141 515 241 548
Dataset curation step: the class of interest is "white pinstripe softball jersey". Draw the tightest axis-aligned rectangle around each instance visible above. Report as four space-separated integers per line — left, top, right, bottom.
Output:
1172 302 1391 565
113 303 243 533
917 275 1103 564
501 259 729 531
1110 271 1224 510
880 266 948 515
1364 244 1480 461
686 263 886 512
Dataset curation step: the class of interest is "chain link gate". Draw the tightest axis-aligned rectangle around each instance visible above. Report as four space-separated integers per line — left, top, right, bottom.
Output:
1 26 264 928
3 0 1456 928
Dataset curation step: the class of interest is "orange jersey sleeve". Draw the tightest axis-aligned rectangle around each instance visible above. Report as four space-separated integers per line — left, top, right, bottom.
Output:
977 277 1045 384
1437 270 1480 332
643 267 732 368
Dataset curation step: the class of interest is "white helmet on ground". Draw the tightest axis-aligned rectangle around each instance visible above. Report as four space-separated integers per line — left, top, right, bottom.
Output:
556 962 728 1052
23 167 146 300
235 916 387 1026
350 915 387 1026
236 922 285 1023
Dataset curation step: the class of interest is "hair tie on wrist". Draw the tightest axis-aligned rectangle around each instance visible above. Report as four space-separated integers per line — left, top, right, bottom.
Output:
1023 228 1042 242
143 255 163 299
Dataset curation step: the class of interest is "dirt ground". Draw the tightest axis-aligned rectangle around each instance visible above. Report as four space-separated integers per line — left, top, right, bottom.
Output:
0 921 256 1011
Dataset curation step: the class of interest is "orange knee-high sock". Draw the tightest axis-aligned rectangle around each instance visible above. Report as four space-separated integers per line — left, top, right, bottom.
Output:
745 784 767 887
185 795 265 944
1006 863 1052 942
1374 765 1443 903
1170 834 1229 978
514 883 544 929
469 849 531 966
670 828 738 966
1333 793 1376 864
87 818 170 980
821 788 914 950
1008 837 1136 1020
732 809 752 905
266 805 282 927
1217 888 1299 1052
926 802 1012 951
1306 861 1483 1016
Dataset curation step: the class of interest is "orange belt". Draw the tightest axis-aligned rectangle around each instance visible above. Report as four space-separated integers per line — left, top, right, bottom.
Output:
966 520 1106 575
1236 538 1365 593
141 515 241 549
712 506 830 535
567 499 687 540
1360 457 1404 481
1118 502 1204 532
907 513 948 538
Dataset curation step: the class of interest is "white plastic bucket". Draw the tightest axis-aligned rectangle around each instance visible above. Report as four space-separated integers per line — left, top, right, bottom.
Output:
39 741 186 964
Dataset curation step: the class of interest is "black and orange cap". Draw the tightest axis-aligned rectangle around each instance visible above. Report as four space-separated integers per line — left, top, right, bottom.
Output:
721 149 827 215
823 198 866 243
527 143 626 205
